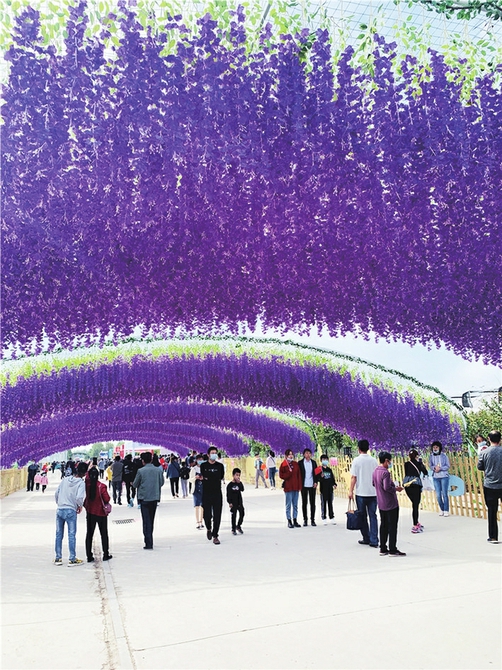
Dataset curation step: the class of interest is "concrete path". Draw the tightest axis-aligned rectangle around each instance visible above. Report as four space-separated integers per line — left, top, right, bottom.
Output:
1 471 501 670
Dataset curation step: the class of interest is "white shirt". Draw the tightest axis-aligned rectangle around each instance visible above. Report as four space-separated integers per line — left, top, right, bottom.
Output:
303 459 314 487
350 453 378 496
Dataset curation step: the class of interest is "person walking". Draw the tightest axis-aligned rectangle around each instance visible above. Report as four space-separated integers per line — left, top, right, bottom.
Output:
477 430 502 544
111 455 124 505
372 452 406 557
227 468 245 535
200 447 225 545
40 471 48 493
132 452 165 550
122 454 135 507
279 449 302 528
404 449 428 533
180 459 190 498
266 451 277 489
54 461 88 566
254 453 268 489
316 454 337 524
98 457 106 479
84 467 113 562
298 448 318 526
189 455 204 529
429 441 450 516
167 456 181 498
348 439 379 548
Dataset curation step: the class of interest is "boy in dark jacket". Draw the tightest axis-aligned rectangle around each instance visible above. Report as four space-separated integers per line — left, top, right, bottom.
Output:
226 468 245 535
315 454 337 525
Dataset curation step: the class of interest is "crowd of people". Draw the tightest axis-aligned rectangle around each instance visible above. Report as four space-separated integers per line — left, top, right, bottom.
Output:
29 429 502 565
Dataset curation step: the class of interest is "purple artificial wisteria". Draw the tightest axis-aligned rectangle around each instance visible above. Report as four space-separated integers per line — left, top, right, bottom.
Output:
1 401 315 466
1 5 500 364
1 353 462 466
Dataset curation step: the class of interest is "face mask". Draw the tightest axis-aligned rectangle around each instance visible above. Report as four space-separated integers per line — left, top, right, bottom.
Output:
433 450 439 455
196 460 203 466
322 460 329 466
209 453 217 461
287 457 294 462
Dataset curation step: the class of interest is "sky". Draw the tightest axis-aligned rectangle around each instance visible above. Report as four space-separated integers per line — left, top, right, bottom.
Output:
252 325 501 401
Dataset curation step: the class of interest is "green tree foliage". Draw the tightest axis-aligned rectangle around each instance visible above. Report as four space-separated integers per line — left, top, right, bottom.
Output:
413 0 502 21
466 399 502 445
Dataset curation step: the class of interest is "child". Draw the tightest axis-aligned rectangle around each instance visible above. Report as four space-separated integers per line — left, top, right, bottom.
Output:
105 463 113 490
34 471 42 491
315 454 337 525
226 468 245 535
40 471 48 493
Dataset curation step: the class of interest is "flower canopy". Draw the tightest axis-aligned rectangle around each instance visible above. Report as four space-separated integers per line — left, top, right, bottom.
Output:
1 338 462 466
1 4 500 365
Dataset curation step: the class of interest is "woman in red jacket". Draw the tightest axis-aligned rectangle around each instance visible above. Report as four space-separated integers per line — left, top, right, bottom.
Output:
84 467 113 562
279 449 303 528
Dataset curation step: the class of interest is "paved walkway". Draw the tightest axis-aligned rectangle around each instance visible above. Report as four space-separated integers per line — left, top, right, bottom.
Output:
1 471 501 670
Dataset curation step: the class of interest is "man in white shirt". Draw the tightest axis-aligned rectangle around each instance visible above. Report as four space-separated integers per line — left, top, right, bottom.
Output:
298 448 318 526
348 440 379 548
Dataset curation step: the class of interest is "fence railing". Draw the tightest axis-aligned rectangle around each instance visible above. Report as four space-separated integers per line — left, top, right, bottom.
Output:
330 454 489 520
222 455 490 520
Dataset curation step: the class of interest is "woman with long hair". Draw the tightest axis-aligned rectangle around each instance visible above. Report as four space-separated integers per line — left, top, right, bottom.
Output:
84 467 113 562
404 449 428 533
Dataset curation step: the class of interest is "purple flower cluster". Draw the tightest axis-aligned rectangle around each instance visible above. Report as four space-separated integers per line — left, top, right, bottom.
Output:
1 6 500 363
1 400 314 466
1 353 461 466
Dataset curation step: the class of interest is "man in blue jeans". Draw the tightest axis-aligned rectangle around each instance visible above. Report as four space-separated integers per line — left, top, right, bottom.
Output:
54 461 88 566
133 451 165 549
348 439 379 548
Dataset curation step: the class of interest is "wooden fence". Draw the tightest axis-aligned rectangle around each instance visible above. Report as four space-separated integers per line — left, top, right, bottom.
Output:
330 454 489 520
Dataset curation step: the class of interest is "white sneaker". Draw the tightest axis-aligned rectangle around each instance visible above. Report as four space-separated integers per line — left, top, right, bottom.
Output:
443 512 449 517
438 511 444 516
331 520 337 525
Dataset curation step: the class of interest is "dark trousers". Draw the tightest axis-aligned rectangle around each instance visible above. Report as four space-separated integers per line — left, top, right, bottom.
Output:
170 478 179 497
301 487 316 522
140 500 158 548
99 469 105 479
484 487 502 541
230 504 245 531
379 506 399 553
86 513 110 559
112 481 122 503
405 486 422 526
27 474 35 491
124 480 134 503
320 490 334 519
203 494 223 538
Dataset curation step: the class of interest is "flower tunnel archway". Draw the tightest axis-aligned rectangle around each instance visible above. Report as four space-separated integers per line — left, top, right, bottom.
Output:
1 338 463 466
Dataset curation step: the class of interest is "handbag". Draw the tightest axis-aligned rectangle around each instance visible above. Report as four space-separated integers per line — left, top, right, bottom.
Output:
404 461 423 488
99 487 112 516
346 499 364 530
422 475 434 491
403 475 421 487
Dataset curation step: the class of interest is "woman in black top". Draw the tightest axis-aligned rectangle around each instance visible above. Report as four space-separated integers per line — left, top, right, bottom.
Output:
404 449 428 533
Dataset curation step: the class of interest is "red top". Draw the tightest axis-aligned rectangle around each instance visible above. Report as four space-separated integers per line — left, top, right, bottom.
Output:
279 459 302 492
84 479 110 516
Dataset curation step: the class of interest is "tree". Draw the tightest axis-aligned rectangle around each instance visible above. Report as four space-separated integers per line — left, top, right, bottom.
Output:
466 399 502 446
414 0 502 20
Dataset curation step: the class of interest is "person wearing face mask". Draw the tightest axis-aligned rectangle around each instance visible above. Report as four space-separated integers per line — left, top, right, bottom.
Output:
200 447 225 545
315 454 337 524
372 452 405 556
429 441 450 517
189 454 204 530
279 449 303 528
298 448 319 526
